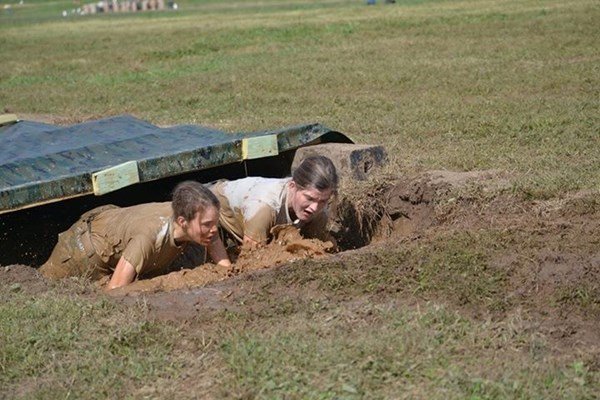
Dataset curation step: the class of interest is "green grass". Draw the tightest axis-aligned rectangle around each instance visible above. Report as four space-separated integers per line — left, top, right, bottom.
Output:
3 218 599 398
0 290 183 399
3 222 600 398
217 306 597 399
2 285 597 398
1 0 598 196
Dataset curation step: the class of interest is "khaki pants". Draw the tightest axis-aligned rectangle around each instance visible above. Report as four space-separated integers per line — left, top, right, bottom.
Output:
39 206 116 281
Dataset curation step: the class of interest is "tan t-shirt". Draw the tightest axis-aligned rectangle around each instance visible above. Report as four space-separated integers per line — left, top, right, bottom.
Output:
89 202 186 277
211 177 330 243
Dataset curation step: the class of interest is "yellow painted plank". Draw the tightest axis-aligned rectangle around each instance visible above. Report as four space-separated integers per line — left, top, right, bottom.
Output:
0 114 18 126
241 135 278 160
92 161 140 195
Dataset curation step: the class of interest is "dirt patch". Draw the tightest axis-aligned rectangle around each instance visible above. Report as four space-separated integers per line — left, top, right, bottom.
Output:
332 169 506 248
1 264 52 295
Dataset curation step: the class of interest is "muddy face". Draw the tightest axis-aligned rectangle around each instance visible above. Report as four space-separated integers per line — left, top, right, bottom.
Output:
288 183 333 222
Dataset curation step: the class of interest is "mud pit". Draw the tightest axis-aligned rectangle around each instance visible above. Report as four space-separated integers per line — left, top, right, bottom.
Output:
105 170 461 296
108 225 334 295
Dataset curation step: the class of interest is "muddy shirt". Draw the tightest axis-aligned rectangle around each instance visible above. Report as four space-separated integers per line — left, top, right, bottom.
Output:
89 202 186 277
211 177 329 243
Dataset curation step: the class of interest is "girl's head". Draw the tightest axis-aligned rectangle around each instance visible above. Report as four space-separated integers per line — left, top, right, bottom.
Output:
172 181 220 245
291 155 339 193
288 156 338 222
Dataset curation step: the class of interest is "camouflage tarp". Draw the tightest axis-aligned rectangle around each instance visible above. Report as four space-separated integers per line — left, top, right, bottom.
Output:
0 115 352 214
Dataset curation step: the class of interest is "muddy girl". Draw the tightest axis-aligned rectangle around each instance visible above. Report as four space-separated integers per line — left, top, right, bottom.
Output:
209 155 339 260
40 181 230 289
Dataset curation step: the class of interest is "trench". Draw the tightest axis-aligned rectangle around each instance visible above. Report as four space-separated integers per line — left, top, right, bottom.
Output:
1 151 437 296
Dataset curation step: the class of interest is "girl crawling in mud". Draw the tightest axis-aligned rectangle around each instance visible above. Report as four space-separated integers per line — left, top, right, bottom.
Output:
208 155 339 263
39 181 230 290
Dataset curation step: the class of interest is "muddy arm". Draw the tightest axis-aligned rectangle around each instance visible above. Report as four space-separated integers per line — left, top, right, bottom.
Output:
208 237 232 268
107 257 137 290
242 235 263 248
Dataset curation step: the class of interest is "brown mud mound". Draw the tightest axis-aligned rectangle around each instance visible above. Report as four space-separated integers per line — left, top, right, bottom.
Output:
333 169 508 248
106 264 232 296
235 225 334 272
1 264 52 295
383 169 512 236
109 225 333 296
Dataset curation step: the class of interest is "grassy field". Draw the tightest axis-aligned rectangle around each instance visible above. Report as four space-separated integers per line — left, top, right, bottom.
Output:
1 0 599 398
2 0 598 196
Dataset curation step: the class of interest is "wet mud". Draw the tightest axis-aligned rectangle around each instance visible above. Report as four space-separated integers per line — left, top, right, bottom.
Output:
107 225 334 296
4 169 451 297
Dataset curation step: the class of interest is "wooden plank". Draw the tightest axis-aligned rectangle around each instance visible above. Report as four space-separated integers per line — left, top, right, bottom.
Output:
92 161 140 196
0 114 18 126
241 135 279 160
